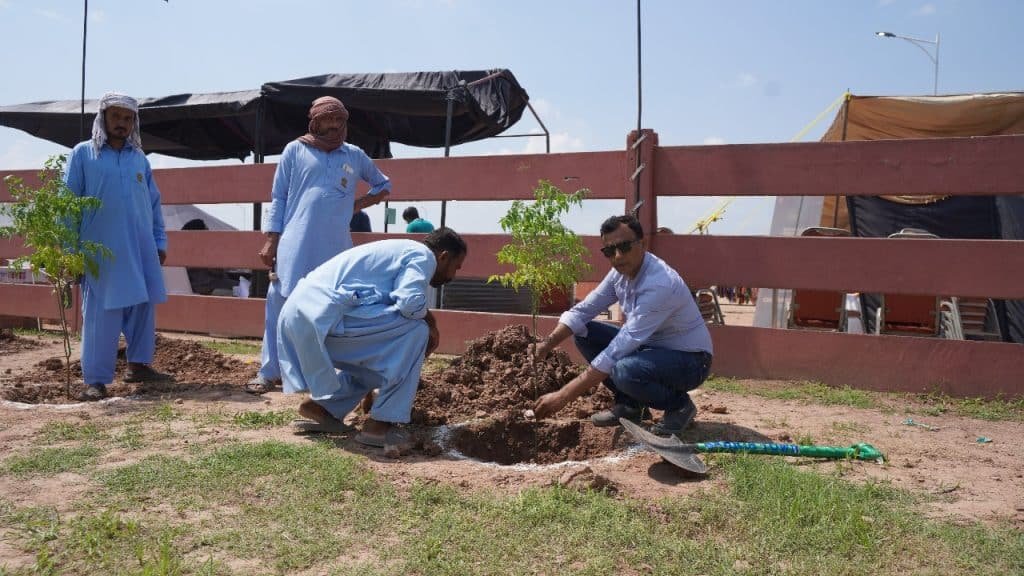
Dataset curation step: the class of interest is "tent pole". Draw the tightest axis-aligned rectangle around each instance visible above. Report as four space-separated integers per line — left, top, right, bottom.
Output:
80 0 88 142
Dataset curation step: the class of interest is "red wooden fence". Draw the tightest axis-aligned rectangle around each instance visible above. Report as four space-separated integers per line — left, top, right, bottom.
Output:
3 132 1023 397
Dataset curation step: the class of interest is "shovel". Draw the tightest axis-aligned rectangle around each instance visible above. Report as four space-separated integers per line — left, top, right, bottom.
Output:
619 418 885 475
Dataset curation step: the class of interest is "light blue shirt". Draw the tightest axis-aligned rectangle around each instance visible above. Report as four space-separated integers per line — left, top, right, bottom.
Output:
65 141 167 310
278 239 436 396
264 141 391 297
559 252 712 374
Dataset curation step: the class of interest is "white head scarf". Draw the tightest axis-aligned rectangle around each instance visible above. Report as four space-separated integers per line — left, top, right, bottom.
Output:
91 92 142 155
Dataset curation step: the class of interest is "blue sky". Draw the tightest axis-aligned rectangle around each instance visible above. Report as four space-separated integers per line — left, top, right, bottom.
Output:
1 0 1021 235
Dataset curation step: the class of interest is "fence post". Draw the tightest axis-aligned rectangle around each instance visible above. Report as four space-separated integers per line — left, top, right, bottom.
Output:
625 129 658 237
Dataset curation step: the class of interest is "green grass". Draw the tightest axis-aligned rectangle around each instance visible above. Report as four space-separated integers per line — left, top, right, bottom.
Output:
1 441 1020 575
1 446 100 478
706 377 1024 423
35 421 105 443
705 377 877 409
916 392 1024 422
199 339 261 356
231 410 294 429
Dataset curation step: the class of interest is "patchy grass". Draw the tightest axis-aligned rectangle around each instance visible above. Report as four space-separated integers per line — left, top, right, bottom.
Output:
1 441 1019 575
915 392 1024 422
113 421 146 451
35 421 105 444
1 446 100 478
231 410 294 429
706 378 1024 423
199 339 261 356
706 378 877 409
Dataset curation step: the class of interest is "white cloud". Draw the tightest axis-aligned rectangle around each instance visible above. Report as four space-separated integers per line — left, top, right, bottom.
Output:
915 3 936 15
0 1 11 9
735 72 757 88
90 9 105 23
34 8 62 20
702 136 726 145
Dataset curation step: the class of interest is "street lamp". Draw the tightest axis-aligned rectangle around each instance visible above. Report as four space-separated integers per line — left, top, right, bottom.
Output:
875 31 940 95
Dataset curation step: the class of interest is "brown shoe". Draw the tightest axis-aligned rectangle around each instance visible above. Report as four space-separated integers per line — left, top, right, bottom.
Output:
124 363 173 383
78 384 108 401
244 376 281 395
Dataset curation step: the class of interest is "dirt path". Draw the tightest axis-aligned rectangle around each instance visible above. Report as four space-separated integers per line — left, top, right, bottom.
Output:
1 331 1021 527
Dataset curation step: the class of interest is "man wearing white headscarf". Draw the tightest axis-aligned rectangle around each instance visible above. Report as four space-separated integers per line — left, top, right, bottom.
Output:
247 96 392 394
65 92 171 401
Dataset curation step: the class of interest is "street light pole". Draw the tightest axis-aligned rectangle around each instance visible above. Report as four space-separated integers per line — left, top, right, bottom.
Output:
875 31 940 95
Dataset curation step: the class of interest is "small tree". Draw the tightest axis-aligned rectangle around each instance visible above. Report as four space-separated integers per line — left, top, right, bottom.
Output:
0 155 110 397
489 180 591 337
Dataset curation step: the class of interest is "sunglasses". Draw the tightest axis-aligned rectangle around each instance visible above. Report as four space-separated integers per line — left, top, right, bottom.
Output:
600 238 642 258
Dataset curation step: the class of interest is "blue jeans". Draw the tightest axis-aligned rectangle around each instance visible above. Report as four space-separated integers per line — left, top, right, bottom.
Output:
574 321 712 412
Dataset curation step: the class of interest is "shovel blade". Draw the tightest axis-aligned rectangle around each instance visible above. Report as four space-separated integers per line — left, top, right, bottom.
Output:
619 418 707 475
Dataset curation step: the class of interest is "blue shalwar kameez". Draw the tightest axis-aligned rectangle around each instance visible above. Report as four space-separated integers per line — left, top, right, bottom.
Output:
65 140 168 386
259 141 390 381
277 240 435 424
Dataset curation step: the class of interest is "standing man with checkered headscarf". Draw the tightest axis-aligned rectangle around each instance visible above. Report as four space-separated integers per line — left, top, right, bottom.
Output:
65 92 172 401
248 96 392 394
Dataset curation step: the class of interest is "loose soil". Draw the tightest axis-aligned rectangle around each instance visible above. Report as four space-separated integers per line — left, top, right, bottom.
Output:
1 327 1022 527
1 334 252 404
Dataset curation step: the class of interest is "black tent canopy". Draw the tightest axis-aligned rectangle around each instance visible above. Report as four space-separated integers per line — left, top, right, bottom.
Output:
0 69 538 161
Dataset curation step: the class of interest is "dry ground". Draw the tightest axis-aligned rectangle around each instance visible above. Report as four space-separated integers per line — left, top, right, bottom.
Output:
1 329 1022 528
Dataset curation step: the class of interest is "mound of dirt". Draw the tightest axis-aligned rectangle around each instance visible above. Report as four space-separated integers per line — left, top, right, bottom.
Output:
0 328 47 354
1 335 251 404
412 324 613 426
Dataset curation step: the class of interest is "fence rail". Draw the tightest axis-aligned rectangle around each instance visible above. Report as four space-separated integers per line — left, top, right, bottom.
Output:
3 132 1022 398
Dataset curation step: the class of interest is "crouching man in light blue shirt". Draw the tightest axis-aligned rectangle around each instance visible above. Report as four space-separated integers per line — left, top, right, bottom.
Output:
277 229 466 450
533 214 713 436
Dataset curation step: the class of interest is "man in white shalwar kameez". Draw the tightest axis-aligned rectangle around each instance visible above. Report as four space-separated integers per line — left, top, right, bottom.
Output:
278 228 466 449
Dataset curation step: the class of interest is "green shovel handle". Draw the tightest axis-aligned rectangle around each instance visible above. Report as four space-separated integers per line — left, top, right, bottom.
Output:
696 441 884 462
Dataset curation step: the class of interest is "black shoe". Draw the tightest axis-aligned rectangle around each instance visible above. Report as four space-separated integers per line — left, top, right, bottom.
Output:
591 404 648 427
650 395 697 436
123 364 173 383
78 384 107 401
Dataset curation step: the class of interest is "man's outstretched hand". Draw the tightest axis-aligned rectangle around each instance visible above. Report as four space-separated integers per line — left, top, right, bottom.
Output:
533 390 569 420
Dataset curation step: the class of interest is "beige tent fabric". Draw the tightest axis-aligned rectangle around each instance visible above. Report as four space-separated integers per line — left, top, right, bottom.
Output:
818 93 1024 228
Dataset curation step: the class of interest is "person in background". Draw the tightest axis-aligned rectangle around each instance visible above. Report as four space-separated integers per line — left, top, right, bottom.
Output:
65 92 172 401
279 228 466 451
248 96 392 394
402 206 435 233
530 214 713 436
350 209 372 233
180 218 237 296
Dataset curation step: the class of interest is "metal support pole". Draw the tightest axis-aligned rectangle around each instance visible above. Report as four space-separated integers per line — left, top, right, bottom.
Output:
80 0 88 142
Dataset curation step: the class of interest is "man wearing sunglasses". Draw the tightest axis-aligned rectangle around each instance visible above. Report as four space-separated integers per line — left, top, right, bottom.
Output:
532 214 713 436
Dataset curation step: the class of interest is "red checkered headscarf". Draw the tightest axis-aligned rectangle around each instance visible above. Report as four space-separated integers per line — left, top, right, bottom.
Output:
297 96 349 152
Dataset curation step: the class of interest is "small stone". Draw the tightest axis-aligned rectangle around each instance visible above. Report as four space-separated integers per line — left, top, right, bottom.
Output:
1014 503 1024 512
710 405 729 414
264 400 271 405
523 409 536 420
174 398 184 404
474 410 487 419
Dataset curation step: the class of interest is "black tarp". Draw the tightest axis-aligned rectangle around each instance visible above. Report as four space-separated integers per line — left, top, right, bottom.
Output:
847 194 1024 342
0 69 530 160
